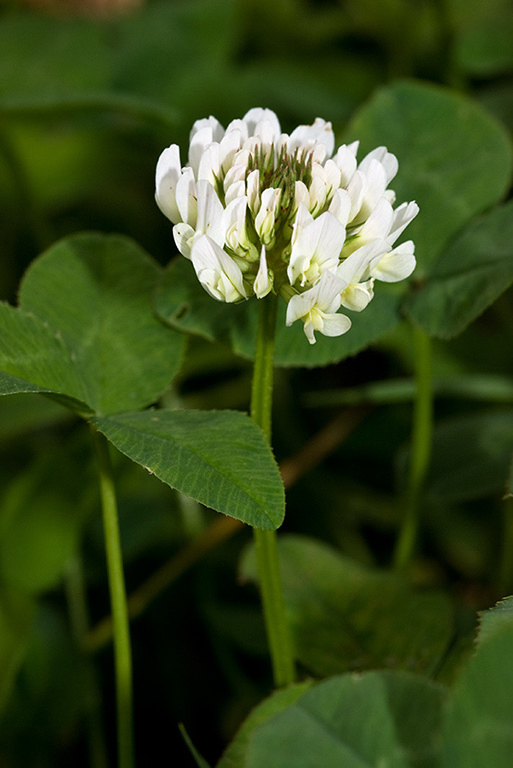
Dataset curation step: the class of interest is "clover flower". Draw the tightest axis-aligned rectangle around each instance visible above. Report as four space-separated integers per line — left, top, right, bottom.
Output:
155 108 418 343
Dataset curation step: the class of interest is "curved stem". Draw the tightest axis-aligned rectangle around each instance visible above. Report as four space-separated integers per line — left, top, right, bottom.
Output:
91 427 134 768
250 293 296 687
393 325 433 570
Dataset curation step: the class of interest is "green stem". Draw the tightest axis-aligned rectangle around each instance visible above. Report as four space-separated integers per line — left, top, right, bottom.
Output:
250 293 296 687
393 325 433 570
91 427 135 768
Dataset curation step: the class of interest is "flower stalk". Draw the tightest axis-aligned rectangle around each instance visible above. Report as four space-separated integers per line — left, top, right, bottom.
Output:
91 427 134 768
251 292 296 687
393 325 433 569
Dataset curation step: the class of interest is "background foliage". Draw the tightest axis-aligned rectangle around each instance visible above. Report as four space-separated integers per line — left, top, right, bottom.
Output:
1 0 513 765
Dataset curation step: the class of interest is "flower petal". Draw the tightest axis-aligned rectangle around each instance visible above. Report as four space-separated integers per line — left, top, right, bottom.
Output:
254 246 273 298
155 144 182 223
371 240 416 282
191 235 247 302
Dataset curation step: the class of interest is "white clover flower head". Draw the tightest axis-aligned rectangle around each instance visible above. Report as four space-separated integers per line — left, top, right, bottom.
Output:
155 107 418 343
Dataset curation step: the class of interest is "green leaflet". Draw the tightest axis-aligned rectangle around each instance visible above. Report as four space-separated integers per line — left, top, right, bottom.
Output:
92 409 285 530
405 201 513 338
346 80 512 275
243 672 445 768
240 534 453 676
0 232 185 415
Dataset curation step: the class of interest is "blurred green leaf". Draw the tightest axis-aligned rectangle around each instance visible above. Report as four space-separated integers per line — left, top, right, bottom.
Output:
0 233 184 415
0 459 88 595
442 621 513 767
346 81 513 273
424 409 513 502
241 535 453 676
0 0 238 129
449 0 513 76
245 671 445 768
0 588 35 715
0 605 99 762
405 201 513 338
0 394 72 440
154 257 401 368
217 682 313 768
92 409 285 530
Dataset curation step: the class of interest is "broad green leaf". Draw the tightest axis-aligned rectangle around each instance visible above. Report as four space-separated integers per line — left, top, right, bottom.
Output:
477 596 513 648
405 201 513 338
0 233 184 415
246 671 445 768
218 683 312 768
154 257 401 368
241 535 453 675
0 304 89 409
423 409 513 502
92 409 285 530
0 588 35 714
442 622 513 768
346 81 512 273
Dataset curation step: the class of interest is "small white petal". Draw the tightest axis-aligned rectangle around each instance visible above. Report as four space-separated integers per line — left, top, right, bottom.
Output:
328 188 351 227
246 169 261 214
386 202 419 246
243 108 281 139
190 116 224 143
371 240 416 282
340 279 375 312
324 159 342 194
189 126 216 177
191 235 247 302
291 202 313 247
173 223 195 259
294 180 311 213
197 143 221 185
155 144 182 224
357 197 394 242
219 128 245 173
196 180 226 246
255 187 281 244
175 167 197 227
288 212 345 286
354 159 388 222
358 146 398 184
334 145 358 187
288 118 335 158
225 179 246 206
317 312 352 337
254 246 273 298
337 238 388 284
346 171 365 222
